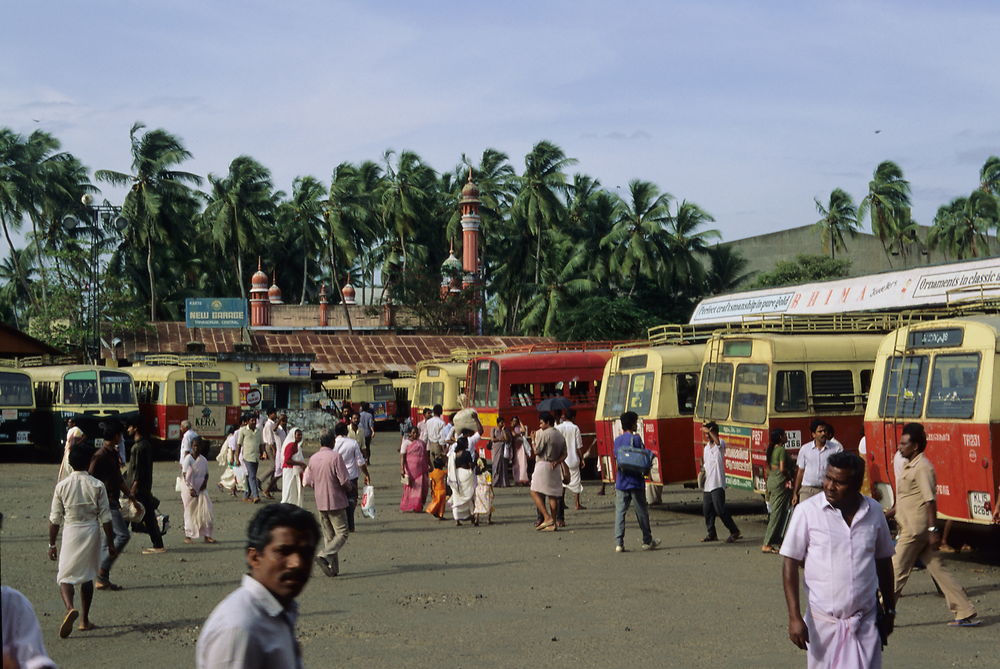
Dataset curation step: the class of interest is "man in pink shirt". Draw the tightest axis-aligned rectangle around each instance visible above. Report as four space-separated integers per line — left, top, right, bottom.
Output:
781 451 896 668
303 429 351 577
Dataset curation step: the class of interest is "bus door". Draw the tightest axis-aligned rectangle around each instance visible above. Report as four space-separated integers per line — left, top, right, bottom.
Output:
179 374 229 438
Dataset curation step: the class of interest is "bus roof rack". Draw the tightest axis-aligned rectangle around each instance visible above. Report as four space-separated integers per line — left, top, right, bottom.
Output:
0 354 80 368
141 354 218 367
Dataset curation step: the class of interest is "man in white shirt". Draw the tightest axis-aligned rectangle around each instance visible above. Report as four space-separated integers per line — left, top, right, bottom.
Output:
333 422 371 532
793 419 843 505
425 405 446 459
557 409 586 511
781 451 896 668
179 420 199 466
700 422 741 543
260 409 280 499
197 504 320 669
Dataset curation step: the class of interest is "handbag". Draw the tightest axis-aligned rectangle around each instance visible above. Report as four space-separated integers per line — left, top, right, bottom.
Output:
175 476 185 493
119 496 146 523
617 435 653 476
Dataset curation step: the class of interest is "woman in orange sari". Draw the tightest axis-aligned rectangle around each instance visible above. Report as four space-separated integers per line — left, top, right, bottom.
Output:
399 426 429 511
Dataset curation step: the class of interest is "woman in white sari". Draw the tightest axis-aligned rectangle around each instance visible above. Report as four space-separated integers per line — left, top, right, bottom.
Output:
181 438 216 544
280 427 307 507
216 426 241 496
447 435 476 525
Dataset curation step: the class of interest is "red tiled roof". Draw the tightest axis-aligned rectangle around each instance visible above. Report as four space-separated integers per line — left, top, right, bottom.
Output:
117 322 549 375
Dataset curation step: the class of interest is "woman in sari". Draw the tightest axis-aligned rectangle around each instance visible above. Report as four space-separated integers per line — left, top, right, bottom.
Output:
490 416 513 488
762 428 791 553
473 456 494 526
180 438 216 544
399 426 429 511
447 436 476 526
510 416 530 486
280 427 308 507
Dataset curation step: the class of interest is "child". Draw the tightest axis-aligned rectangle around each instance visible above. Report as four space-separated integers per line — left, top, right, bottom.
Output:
473 456 494 526
425 456 448 520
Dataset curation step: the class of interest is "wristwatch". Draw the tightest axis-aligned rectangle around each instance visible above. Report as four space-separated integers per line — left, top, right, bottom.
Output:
927 526 939 533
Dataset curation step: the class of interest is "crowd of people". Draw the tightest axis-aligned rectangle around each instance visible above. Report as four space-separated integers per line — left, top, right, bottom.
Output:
1 400 994 669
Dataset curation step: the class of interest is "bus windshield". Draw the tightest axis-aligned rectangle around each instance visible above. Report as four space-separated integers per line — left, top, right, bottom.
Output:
100 372 135 404
0 372 32 407
603 373 628 417
627 372 655 416
696 363 733 420
374 384 395 402
879 355 928 418
926 353 979 419
733 363 768 424
418 381 444 406
64 370 99 404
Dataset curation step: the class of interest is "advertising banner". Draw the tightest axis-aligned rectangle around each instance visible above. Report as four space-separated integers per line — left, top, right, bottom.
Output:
690 258 1000 324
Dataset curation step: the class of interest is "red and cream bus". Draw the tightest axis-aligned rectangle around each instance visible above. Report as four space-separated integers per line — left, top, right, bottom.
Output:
865 316 1000 524
131 362 241 446
465 343 619 462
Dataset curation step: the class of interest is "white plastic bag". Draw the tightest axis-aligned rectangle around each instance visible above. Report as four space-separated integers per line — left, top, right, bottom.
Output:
360 485 376 519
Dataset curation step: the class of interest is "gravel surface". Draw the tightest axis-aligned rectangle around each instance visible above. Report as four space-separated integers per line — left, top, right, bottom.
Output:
2 433 997 668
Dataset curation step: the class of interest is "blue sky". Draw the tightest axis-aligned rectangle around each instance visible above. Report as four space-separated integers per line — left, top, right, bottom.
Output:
4 0 999 245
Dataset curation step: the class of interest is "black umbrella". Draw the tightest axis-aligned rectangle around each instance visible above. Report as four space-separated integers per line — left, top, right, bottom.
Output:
536 396 572 412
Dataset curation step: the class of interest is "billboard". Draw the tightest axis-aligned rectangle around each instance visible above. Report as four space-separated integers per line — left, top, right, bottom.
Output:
690 258 1000 324
185 298 248 328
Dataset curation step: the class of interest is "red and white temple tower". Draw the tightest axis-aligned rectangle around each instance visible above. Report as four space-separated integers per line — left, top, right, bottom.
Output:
249 259 270 326
460 170 483 334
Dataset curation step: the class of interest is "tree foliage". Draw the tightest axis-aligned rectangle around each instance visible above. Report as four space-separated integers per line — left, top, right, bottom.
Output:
752 254 852 289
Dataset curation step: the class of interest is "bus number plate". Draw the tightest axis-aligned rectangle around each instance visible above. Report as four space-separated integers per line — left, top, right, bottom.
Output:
16 431 30 444
785 430 802 450
968 492 991 522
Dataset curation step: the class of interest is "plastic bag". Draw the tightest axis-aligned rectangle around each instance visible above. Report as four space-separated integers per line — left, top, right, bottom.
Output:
359 485 376 519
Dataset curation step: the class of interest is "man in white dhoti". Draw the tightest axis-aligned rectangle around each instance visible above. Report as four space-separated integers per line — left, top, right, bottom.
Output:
48 443 118 638
781 451 896 668
557 409 586 512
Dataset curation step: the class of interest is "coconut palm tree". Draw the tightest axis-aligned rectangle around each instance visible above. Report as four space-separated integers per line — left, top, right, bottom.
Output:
927 192 997 259
204 155 280 303
379 150 434 272
857 160 911 264
814 188 859 259
519 231 597 336
512 141 576 285
96 123 202 320
601 178 673 296
704 245 753 294
278 176 326 304
662 200 720 296
980 155 1000 196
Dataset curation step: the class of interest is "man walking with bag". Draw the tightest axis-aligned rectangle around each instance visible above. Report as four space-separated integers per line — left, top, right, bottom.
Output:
613 411 659 552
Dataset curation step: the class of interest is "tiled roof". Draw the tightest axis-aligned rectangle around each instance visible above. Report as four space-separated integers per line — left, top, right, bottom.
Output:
117 322 549 375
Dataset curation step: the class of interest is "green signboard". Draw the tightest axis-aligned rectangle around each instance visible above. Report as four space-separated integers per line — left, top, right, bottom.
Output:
185 298 247 328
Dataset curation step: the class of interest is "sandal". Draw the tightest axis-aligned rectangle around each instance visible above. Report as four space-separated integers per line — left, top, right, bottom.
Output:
59 609 79 638
700 536 718 543
204 537 218 544
761 545 778 554
95 581 123 591
726 533 743 544
536 519 555 531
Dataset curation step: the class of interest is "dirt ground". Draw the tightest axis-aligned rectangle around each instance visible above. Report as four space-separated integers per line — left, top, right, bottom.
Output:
2 433 998 668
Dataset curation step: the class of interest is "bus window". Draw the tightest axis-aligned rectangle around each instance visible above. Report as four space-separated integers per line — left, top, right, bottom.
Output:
509 383 534 407
204 381 233 405
540 382 564 399
733 363 768 424
696 363 733 420
65 371 99 404
860 369 873 404
473 361 491 406
486 362 499 407
879 356 928 418
100 371 134 404
675 372 698 415
926 353 979 419
426 368 441 377
811 370 855 412
568 380 590 400
627 372 655 415
603 374 628 417
0 372 32 406
374 384 395 402
775 370 806 412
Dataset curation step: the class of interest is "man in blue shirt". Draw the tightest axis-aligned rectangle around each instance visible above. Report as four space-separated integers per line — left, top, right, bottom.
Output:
358 403 375 461
613 411 660 552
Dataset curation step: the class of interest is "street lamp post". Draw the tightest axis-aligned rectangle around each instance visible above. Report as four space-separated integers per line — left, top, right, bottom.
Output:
61 194 128 361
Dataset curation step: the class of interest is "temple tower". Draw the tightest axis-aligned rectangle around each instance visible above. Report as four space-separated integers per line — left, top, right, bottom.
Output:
249 258 270 326
460 170 483 333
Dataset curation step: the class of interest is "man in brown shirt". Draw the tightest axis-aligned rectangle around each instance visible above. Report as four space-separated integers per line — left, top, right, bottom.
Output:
89 423 135 590
892 423 979 626
530 412 567 531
